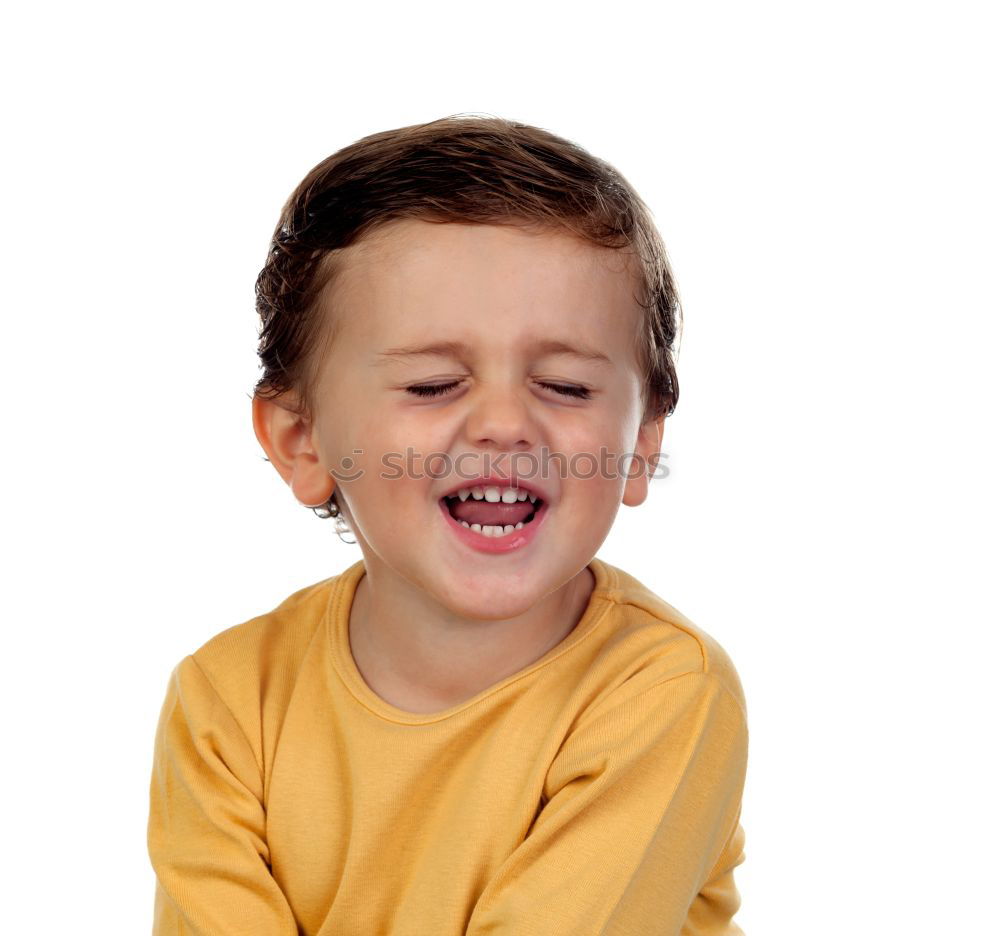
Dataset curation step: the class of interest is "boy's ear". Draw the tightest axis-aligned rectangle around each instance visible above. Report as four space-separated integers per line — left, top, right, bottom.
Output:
251 395 335 508
622 410 665 508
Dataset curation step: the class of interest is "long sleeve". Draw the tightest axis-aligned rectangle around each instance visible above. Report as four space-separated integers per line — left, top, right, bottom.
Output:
465 670 748 936
147 654 301 936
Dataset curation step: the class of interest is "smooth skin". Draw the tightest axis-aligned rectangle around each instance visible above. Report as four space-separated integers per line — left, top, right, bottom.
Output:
253 219 664 713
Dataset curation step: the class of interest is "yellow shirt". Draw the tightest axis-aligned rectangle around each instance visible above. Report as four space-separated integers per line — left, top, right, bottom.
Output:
148 557 748 935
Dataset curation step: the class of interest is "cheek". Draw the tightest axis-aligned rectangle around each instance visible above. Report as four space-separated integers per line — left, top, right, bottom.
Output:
555 420 636 508
334 408 424 475
555 413 634 466
367 403 458 454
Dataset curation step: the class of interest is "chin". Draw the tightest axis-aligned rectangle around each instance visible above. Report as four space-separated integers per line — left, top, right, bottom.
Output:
436 573 549 622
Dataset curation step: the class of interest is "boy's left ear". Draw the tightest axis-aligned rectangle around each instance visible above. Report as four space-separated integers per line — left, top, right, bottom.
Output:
622 412 665 508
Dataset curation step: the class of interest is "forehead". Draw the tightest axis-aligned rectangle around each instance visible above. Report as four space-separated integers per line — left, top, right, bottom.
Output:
323 219 644 354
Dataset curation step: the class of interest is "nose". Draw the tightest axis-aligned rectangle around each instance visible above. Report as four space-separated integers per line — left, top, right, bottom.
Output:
464 383 536 452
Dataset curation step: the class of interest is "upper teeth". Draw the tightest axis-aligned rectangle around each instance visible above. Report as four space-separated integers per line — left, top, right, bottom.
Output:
454 485 537 503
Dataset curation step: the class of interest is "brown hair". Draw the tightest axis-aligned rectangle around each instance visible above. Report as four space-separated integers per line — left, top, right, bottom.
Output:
253 113 682 524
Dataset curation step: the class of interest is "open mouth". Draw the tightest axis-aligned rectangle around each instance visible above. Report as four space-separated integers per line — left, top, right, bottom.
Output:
440 484 544 538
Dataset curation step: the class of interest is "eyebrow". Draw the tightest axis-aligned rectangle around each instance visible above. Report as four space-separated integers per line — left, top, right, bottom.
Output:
374 339 613 366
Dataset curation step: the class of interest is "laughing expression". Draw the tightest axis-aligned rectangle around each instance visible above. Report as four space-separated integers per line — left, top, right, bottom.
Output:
286 218 663 620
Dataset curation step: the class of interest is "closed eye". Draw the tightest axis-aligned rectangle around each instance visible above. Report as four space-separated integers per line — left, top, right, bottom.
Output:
405 381 462 398
405 381 592 400
537 382 592 400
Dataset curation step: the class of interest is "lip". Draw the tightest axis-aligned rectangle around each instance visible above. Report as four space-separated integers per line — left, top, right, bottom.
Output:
438 473 549 503
437 496 548 554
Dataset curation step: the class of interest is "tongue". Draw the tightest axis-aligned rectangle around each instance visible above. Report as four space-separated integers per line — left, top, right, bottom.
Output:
448 498 535 526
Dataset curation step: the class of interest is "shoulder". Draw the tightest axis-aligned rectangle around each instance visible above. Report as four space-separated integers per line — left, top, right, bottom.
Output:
182 563 362 728
591 559 746 719
191 575 334 688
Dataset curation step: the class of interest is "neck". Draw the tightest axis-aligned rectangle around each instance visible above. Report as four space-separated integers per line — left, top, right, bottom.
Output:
348 560 595 713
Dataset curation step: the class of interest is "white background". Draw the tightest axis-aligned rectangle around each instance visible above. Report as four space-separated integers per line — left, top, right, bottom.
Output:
2 1 997 933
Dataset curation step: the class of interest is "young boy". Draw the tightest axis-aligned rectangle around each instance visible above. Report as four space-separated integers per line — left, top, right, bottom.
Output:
147 115 749 935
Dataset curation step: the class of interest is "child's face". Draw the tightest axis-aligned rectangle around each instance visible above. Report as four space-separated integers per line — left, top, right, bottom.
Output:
292 219 661 619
